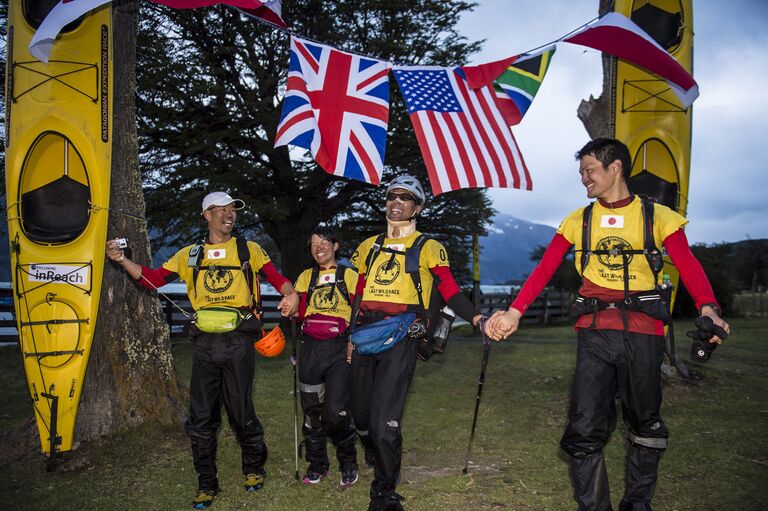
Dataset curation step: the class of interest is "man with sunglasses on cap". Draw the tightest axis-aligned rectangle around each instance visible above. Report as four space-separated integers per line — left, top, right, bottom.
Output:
106 191 299 509
348 175 484 511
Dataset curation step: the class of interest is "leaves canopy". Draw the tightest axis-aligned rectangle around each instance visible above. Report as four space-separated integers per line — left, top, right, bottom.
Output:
136 0 493 281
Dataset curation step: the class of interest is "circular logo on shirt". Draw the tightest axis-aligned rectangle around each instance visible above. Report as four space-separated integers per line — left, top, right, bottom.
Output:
374 258 401 286
203 267 234 293
312 286 339 311
595 236 634 270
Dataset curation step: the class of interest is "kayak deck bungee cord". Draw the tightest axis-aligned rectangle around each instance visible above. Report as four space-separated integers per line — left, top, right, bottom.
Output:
5 2 113 462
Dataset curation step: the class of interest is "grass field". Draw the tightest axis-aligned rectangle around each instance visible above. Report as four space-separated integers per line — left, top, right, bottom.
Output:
1 317 766 510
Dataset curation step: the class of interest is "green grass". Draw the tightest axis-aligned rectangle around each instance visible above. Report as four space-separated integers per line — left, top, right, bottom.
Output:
1 317 767 510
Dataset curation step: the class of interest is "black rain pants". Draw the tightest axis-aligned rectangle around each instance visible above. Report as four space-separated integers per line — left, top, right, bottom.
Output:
185 330 267 491
350 336 418 498
299 333 357 472
561 328 668 511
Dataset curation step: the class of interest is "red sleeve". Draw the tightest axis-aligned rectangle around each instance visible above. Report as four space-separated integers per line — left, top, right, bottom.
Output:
259 261 291 293
663 229 719 311
510 233 571 314
137 265 178 289
430 265 461 301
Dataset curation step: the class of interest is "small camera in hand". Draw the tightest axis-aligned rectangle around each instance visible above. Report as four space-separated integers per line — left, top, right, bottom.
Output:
687 316 727 362
116 238 128 249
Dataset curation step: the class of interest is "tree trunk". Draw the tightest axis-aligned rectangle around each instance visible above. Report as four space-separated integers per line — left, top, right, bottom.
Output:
577 0 615 139
73 2 185 446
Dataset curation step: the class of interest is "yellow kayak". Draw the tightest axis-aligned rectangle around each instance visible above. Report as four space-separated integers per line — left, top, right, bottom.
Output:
5 2 112 456
611 0 693 309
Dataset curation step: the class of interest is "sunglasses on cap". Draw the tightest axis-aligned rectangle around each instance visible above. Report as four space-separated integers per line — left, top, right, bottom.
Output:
386 192 416 202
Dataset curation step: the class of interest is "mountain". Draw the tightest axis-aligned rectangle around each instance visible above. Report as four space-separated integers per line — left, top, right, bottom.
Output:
479 213 556 284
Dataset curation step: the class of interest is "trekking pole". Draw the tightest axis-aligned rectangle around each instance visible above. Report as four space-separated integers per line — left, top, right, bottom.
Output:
290 317 300 480
463 317 490 474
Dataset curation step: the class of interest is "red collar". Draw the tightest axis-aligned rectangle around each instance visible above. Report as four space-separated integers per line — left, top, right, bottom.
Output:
598 196 633 209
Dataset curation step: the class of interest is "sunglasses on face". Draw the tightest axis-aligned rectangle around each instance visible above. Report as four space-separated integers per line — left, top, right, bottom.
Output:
386 192 416 202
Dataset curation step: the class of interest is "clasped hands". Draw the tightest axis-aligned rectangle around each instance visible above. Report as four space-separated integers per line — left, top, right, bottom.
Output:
483 307 523 341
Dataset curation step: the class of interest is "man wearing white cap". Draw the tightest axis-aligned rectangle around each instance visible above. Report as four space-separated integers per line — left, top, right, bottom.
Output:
107 191 299 509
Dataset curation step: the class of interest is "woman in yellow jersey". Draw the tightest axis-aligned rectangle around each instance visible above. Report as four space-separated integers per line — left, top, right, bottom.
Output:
294 227 360 487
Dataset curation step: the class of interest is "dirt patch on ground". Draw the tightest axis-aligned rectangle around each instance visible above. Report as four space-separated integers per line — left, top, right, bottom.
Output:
401 450 506 484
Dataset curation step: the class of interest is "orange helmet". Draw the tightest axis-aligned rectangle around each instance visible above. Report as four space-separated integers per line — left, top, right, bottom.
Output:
254 326 286 357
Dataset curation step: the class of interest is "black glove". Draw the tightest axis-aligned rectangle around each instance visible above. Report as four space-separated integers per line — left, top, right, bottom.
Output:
687 315 728 362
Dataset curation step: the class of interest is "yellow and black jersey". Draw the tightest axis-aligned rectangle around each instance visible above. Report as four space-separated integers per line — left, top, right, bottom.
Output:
163 237 270 310
349 231 449 308
295 266 358 321
558 197 687 291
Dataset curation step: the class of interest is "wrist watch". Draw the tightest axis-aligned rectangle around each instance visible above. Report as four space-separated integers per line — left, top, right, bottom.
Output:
699 302 722 316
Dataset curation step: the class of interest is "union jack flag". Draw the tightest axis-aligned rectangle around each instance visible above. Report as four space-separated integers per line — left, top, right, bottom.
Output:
275 37 393 185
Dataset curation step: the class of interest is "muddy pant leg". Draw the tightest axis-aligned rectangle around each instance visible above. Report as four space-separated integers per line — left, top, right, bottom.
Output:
618 333 667 511
350 350 375 465
619 446 662 511
299 336 329 472
569 453 612 511
561 329 619 511
369 339 418 497
186 337 223 490
221 333 267 475
322 343 357 469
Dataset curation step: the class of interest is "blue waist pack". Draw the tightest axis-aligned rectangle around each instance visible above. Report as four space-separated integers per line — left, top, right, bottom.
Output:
351 313 417 356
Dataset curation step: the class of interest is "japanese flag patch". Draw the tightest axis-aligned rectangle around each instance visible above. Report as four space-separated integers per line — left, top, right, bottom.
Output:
600 214 624 228
207 249 226 259
320 273 336 284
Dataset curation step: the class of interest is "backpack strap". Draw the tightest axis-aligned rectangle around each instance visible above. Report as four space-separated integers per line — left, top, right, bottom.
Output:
639 196 664 286
579 202 594 274
351 234 386 326
335 265 351 306
235 237 259 311
405 234 430 317
305 265 321 306
188 241 205 299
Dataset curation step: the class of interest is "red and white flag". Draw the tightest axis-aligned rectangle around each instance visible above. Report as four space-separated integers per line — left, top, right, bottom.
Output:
29 0 286 63
563 12 698 108
151 0 287 28
393 66 531 196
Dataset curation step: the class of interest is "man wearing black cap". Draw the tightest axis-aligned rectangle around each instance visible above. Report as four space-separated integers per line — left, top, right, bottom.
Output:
348 175 484 511
106 191 299 509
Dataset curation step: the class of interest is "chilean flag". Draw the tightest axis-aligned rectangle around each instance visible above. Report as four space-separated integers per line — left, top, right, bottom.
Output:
563 12 698 108
29 0 286 64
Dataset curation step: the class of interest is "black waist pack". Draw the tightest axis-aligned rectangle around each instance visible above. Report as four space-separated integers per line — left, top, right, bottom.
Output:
571 290 671 323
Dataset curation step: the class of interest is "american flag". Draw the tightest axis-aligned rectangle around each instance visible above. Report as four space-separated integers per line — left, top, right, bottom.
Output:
275 37 392 185
393 66 531 195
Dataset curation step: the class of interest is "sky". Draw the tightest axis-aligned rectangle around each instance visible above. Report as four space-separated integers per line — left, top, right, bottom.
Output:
456 1 768 244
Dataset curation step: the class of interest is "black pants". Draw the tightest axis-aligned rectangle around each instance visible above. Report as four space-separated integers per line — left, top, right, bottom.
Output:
561 329 667 511
299 334 357 472
350 337 418 498
185 331 267 491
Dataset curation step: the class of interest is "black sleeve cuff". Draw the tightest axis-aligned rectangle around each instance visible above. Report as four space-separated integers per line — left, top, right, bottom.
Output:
447 293 480 323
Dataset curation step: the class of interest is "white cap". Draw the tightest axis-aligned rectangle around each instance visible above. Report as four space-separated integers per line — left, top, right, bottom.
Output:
201 192 245 213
